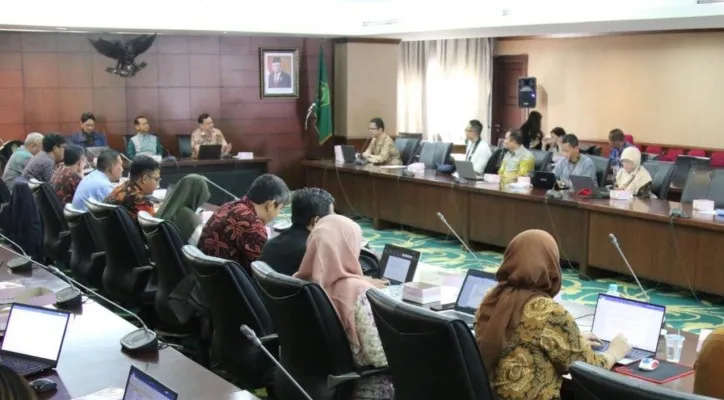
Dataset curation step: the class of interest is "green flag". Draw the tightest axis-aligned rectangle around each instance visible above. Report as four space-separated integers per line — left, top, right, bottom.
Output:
314 46 333 144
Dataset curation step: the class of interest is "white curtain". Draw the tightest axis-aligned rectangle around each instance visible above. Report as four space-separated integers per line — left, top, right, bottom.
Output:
397 38 494 144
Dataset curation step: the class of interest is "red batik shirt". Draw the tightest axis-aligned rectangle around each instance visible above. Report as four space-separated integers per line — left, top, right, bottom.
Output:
49 166 81 205
198 196 268 271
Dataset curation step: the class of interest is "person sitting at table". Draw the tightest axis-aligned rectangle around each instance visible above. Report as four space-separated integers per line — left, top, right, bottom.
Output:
69 112 107 149
543 127 566 154
608 128 632 170
2 132 43 192
259 187 335 275
614 147 653 198
104 155 160 221
190 113 232 158
475 229 632 400
198 174 290 272
21 133 66 183
694 327 724 398
127 116 163 158
464 119 492 174
0 364 36 399
156 174 210 245
294 214 393 400
553 134 597 188
498 130 535 184
72 149 123 212
50 145 85 205
361 117 402 166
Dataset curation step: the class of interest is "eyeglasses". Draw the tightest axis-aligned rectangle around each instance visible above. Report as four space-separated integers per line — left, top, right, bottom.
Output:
147 175 161 182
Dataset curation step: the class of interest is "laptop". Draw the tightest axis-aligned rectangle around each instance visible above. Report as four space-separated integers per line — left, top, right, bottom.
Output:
570 175 609 198
197 144 222 160
123 365 178 400
0 303 71 377
532 171 557 190
590 294 666 364
379 244 420 286
454 160 484 181
440 269 497 327
340 145 357 163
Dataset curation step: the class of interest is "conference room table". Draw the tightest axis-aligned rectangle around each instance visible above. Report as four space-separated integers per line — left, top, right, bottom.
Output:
0 246 258 400
303 160 724 296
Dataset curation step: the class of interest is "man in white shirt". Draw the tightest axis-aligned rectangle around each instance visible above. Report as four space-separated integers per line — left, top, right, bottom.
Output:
465 119 492 174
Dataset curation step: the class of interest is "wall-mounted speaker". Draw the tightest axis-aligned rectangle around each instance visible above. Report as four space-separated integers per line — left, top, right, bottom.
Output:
517 77 537 108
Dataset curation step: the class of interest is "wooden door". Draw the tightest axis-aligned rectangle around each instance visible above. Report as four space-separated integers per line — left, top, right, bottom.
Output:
491 55 528 145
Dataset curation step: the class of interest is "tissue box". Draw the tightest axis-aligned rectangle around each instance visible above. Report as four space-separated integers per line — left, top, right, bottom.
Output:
517 176 531 185
610 190 633 200
693 199 715 211
402 282 441 304
483 174 500 183
236 152 254 160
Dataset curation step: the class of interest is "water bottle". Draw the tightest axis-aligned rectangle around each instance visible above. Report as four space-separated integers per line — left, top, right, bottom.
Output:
606 283 620 297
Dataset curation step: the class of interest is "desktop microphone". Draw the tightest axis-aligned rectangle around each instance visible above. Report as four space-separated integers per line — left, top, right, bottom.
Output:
202 176 239 201
436 212 486 270
608 233 649 302
158 145 178 164
240 324 313 400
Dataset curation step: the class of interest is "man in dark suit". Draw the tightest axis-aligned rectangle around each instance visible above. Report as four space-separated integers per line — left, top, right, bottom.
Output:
267 56 291 88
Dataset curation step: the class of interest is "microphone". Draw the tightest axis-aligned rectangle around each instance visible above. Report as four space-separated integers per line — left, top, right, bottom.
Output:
436 212 485 270
240 324 313 400
202 176 239 201
608 233 649 302
304 102 316 130
0 236 157 353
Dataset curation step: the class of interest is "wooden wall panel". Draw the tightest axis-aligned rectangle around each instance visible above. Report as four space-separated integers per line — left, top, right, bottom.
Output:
0 32 334 188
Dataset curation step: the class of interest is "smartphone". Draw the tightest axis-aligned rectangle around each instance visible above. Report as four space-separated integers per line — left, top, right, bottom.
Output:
429 303 455 311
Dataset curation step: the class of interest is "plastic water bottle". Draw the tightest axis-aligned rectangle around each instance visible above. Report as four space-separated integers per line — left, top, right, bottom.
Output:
606 284 620 297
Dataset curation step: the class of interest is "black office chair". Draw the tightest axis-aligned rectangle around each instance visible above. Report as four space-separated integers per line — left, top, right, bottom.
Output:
395 137 422 165
418 142 453 169
681 167 715 206
642 161 674 199
0 180 11 209
589 155 611 187
583 145 603 156
64 204 106 288
85 198 155 306
177 135 192 159
569 361 715 400
483 148 506 174
669 156 710 196
531 149 553 172
123 134 134 150
359 248 380 277
182 246 276 390
28 179 71 265
366 289 495 400
251 261 388 400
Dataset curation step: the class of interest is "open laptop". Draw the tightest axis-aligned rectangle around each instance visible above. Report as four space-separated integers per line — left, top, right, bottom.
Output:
454 160 484 181
123 365 178 400
379 244 420 286
340 145 356 163
440 269 497 327
570 175 609 198
197 144 222 160
590 294 666 364
532 171 557 190
0 303 71 377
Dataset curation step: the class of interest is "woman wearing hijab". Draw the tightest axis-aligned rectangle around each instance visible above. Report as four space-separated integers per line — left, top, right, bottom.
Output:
694 327 724 398
294 214 393 400
474 230 632 400
156 174 210 244
614 147 653 197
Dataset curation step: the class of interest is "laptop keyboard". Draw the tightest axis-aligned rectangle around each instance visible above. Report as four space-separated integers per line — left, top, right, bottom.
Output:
596 342 650 360
0 354 48 376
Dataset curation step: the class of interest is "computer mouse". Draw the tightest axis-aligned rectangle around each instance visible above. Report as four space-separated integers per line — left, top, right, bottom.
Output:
638 358 659 371
29 378 57 393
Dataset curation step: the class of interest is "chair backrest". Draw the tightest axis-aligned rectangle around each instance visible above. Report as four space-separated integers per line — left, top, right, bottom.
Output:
177 135 192 158
646 146 663 155
28 179 70 263
139 212 192 328
395 137 422 165
366 289 494 400
624 134 634 144
85 198 152 303
688 149 706 157
483 148 505 174
251 261 358 400
419 142 453 169
0 178 42 259
63 204 105 287
589 155 611 187
710 151 724 168
642 161 674 199
680 167 721 206
0 180 9 205
569 361 714 400
669 155 711 193
530 149 553 172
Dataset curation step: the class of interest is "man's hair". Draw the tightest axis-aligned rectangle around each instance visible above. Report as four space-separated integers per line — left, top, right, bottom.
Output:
133 116 147 126
80 112 96 123
197 113 211 124
42 133 66 153
291 188 335 227
369 117 385 131
63 145 84 166
24 132 43 147
561 134 579 148
97 149 120 172
609 128 625 142
246 174 291 206
469 120 483 135
507 130 524 145
129 155 160 180
550 127 566 137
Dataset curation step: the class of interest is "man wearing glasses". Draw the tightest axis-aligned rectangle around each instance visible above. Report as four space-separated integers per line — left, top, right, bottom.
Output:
104 155 160 220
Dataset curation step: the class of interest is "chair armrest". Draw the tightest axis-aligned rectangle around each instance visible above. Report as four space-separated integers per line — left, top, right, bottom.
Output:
327 366 388 388
259 333 278 346
59 231 71 240
90 251 105 262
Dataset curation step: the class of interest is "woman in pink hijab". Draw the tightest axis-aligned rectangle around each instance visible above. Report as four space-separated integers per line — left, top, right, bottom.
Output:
294 214 393 400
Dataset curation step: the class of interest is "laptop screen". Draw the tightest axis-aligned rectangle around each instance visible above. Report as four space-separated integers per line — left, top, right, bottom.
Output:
124 366 178 400
591 294 666 353
379 245 420 285
455 271 497 313
2 304 70 362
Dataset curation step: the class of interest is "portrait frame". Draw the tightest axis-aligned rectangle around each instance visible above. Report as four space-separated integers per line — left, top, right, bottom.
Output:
259 48 300 99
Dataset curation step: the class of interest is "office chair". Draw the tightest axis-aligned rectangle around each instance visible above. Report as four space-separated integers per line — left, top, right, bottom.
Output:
0 180 9 206
483 148 506 174
177 135 192 159
680 167 715 206
589 155 611 187
669 155 710 195
419 142 453 169
395 137 422 165
359 247 380 277
531 149 553 172
642 161 674 199
28 179 71 265
251 261 388 400
64 204 106 288
366 289 495 400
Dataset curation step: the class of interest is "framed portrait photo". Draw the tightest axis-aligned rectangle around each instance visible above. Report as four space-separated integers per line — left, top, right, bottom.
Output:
259 48 299 99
